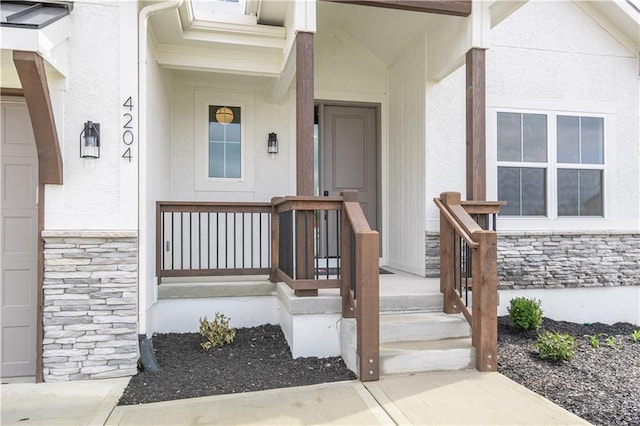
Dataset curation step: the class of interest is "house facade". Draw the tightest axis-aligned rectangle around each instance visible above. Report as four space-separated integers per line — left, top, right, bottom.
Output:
1 0 638 382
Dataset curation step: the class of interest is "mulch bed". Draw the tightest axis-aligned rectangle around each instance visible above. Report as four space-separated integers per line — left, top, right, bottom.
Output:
119 318 640 426
498 316 640 426
118 324 355 405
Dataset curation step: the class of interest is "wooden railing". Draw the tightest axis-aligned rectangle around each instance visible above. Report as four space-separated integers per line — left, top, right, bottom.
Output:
156 192 380 380
434 192 503 372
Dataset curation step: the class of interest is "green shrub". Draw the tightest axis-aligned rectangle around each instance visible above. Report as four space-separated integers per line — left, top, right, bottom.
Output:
630 329 640 343
535 331 576 361
199 313 236 350
585 333 619 349
507 297 543 331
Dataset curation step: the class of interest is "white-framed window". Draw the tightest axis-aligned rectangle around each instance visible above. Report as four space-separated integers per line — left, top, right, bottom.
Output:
494 109 606 220
194 91 254 192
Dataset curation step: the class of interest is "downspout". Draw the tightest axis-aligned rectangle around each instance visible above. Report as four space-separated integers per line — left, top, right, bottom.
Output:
138 0 184 336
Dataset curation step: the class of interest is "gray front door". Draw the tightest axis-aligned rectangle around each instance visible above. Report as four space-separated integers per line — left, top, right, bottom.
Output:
1 100 38 377
321 104 378 256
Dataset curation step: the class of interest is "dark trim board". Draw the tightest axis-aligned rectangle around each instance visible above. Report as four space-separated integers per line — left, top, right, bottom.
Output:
321 0 471 16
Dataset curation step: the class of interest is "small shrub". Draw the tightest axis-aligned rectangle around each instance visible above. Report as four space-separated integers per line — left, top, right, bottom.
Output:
630 329 640 342
508 297 543 331
585 333 601 348
199 313 236 350
535 331 576 361
605 335 619 349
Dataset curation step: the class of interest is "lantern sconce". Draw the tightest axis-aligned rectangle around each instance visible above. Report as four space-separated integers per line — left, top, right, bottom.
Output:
80 121 100 159
268 132 278 159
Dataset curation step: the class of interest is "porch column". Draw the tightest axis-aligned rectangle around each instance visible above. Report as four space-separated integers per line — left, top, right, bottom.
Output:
295 31 316 296
465 48 486 201
296 31 314 196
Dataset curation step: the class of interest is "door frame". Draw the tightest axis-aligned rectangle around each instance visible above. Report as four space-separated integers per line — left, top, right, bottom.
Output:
315 100 382 253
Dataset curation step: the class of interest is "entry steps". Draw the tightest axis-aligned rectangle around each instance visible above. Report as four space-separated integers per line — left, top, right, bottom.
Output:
341 275 475 376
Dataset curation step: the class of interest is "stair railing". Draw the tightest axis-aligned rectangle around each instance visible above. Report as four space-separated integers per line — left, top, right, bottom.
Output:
434 191 502 372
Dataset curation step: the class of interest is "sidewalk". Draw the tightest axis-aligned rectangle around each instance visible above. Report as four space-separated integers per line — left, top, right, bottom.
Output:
2 371 588 425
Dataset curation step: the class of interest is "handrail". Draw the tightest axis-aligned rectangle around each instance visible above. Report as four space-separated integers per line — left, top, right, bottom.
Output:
433 197 479 248
435 191 501 373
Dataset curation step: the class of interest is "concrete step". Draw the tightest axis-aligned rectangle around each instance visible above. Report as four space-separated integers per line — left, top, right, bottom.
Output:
379 293 443 313
380 337 475 375
158 275 275 299
380 312 471 343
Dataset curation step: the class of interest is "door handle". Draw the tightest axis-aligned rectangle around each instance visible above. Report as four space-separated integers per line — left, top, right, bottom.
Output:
323 190 329 197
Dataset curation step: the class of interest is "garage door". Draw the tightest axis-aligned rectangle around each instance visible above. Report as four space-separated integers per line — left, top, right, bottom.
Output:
0 99 38 378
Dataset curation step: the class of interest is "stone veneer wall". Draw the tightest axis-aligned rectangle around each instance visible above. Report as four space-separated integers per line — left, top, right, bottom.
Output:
425 231 640 289
42 231 138 382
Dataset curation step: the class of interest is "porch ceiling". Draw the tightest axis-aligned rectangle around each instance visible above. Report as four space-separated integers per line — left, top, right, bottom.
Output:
317 1 439 66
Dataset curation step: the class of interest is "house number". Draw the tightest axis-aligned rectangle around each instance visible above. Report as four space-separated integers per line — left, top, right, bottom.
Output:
122 96 135 162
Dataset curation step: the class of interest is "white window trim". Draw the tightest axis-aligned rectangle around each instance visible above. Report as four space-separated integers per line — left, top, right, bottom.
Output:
194 90 255 192
488 102 616 232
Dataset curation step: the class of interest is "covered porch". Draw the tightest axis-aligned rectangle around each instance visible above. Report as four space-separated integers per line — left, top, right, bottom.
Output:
141 0 511 380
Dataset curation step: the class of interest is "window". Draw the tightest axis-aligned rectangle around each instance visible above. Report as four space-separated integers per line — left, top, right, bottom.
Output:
194 90 254 192
208 105 241 179
496 111 605 218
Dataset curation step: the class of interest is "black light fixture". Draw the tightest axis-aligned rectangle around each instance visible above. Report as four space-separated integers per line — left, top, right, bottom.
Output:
268 132 278 158
80 121 100 159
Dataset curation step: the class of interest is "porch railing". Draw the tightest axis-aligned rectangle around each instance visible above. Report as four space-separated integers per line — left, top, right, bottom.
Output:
434 192 503 372
156 192 380 381
156 202 272 283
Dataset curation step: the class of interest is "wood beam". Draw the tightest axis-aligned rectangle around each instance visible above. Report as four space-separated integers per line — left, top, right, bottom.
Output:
322 0 471 17
465 48 486 201
13 51 63 185
1 87 25 97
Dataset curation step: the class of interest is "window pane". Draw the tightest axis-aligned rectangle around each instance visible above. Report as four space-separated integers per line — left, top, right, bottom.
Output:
208 105 242 179
579 170 603 216
523 114 547 162
581 117 604 164
226 143 241 178
209 142 225 178
497 112 521 161
557 169 579 216
498 167 521 215
521 168 546 215
557 115 579 163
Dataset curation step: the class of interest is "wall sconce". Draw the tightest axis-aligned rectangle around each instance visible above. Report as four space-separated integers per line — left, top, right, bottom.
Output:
268 132 278 159
80 121 100 159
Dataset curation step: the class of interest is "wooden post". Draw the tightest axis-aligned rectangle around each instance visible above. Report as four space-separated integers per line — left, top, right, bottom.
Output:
357 231 379 382
340 191 357 318
296 32 314 196
439 192 461 314
471 230 498 372
466 48 486 201
294 32 316 296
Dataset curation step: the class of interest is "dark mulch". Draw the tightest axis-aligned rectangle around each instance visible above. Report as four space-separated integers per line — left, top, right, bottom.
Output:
120 318 640 426
498 316 640 426
118 324 355 405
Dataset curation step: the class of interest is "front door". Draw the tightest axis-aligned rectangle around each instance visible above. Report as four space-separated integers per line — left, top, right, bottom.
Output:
320 104 378 257
0 99 38 378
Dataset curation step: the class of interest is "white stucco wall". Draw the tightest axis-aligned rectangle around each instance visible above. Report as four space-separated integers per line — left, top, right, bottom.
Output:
486 0 639 232
424 0 639 234
44 2 139 230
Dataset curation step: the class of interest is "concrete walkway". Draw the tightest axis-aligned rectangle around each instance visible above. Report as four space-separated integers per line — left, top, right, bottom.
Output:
2 371 588 425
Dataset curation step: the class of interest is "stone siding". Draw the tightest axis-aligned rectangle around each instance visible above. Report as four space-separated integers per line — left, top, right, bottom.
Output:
42 231 138 382
425 231 640 290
